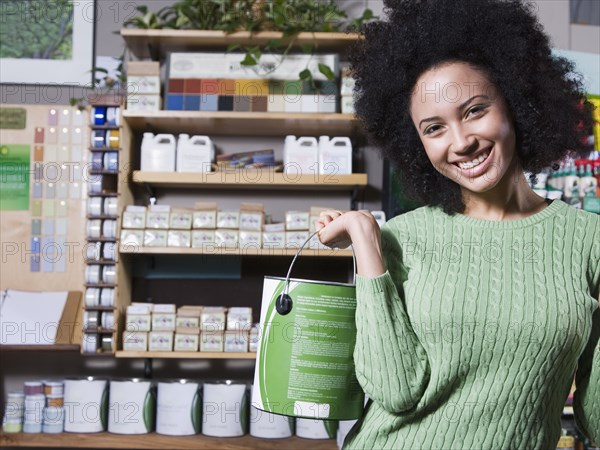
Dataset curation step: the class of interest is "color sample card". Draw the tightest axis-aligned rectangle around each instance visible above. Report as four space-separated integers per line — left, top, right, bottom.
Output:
0 144 31 210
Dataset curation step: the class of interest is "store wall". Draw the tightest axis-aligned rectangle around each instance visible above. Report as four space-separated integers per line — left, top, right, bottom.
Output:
1 0 598 406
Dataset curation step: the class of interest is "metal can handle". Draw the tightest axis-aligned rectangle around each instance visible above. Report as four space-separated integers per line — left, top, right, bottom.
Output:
276 231 357 315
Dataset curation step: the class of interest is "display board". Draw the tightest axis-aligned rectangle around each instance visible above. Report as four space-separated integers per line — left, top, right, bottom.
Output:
0 104 88 292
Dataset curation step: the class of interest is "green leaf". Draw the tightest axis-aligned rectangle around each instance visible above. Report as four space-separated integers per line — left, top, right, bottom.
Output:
227 44 241 52
318 63 335 80
240 53 258 66
299 69 312 81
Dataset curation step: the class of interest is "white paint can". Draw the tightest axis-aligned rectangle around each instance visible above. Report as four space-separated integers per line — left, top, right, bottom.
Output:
202 381 248 437
296 418 338 440
63 378 108 433
250 405 294 439
108 379 155 435
156 380 201 436
337 419 358 448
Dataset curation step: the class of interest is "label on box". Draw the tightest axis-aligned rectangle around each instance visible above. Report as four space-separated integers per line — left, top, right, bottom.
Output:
200 330 224 352
193 210 217 229
263 232 285 248
127 75 161 94
285 231 310 248
168 230 191 247
146 211 170 229
201 307 226 331
170 210 193 229
176 316 200 328
126 94 161 112
226 307 253 330
239 230 262 249
285 211 309 230
224 330 248 352
149 332 173 351
126 314 151 332
217 211 239 229
192 230 216 248
121 229 144 247
122 211 146 229
175 333 199 352
215 229 238 248
239 212 263 231
123 331 148 351
152 313 176 331
144 230 168 247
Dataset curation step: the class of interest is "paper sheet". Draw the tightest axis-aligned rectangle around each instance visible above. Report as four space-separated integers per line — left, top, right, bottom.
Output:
0 290 68 345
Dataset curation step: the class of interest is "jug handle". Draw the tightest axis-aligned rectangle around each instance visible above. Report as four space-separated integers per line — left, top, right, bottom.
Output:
276 230 356 315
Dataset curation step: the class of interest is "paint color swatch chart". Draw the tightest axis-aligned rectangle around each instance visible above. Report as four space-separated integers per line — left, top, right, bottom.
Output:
30 108 87 273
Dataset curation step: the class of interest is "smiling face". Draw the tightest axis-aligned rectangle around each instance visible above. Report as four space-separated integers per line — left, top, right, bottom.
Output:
409 62 518 198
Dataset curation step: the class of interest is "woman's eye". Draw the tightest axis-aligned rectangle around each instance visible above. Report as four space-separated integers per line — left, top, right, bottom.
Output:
466 105 488 117
424 125 441 135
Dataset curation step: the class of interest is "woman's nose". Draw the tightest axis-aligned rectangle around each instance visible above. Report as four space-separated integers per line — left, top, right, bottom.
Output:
450 126 477 155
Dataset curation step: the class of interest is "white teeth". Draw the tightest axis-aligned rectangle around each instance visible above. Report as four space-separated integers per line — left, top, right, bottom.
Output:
457 151 490 170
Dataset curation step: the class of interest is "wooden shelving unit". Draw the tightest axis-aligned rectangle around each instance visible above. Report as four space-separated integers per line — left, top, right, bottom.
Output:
115 351 256 359
119 246 353 257
132 171 368 190
121 29 360 59
122 110 361 137
0 432 337 449
0 344 80 352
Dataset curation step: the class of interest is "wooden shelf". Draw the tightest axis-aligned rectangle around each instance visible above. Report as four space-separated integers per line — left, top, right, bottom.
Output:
0 432 336 449
116 351 256 359
119 246 352 257
121 28 360 59
132 171 367 190
122 110 361 137
0 344 80 352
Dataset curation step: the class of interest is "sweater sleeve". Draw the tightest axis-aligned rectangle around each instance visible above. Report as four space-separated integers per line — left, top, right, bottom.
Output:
353 225 430 413
573 305 600 446
574 222 600 446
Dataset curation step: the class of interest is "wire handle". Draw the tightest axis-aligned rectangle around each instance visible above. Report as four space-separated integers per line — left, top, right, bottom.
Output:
276 231 357 316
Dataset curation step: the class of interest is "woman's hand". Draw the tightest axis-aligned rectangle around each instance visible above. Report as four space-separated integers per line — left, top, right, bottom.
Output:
314 210 386 277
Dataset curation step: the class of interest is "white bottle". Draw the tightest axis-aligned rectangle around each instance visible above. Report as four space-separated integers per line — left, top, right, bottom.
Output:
283 135 319 176
581 163 598 198
140 133 176 172
176 134 214 173
318 136 353 175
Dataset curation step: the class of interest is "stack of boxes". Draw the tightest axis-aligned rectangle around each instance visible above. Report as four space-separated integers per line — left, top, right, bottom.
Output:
126 61 161 112
123 304 256 353
120 203 344 250
165 53 339 113
340 68 356 114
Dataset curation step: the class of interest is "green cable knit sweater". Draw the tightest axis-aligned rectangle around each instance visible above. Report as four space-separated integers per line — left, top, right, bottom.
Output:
346 200 600 450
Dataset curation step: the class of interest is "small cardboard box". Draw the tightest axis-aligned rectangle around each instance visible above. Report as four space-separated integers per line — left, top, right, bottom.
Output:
122 331 148 351
200 330 224 352
149 331 173 352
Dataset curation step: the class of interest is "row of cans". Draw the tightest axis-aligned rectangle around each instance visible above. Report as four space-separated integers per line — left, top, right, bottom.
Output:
2 378 357 441
91 106 120 127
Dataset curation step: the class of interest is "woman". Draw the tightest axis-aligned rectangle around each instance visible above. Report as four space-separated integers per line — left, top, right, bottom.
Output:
315 1 599 449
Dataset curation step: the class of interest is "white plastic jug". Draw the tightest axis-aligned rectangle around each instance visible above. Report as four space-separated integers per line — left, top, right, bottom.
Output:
176 134 214 173
318 136 352 175
140 132 176 172
283 135 319 176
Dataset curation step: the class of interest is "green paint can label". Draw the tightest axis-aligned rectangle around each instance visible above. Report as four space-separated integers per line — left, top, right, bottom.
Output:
252 276 364 420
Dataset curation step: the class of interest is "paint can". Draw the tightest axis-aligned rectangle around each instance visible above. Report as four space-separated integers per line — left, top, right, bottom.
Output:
92 107 107 126
24 382 43 396
63 377 108 433
250 405 294 439
252 232 364 420
43 381 63 396
296 418 338 440
42 406 64 433
337 419 358 448
156 380 201 436
108 379 155 435
202 381 248 437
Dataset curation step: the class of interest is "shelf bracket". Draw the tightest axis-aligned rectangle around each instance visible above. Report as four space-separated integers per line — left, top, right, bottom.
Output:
144 183 157 206
351 187 359 211
144 358 153 379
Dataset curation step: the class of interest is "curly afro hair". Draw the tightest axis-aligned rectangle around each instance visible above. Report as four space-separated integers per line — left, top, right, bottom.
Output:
349 0 594 214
